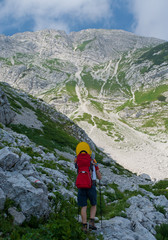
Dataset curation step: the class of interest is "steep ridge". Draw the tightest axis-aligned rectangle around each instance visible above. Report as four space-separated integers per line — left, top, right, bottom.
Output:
0 29 168 181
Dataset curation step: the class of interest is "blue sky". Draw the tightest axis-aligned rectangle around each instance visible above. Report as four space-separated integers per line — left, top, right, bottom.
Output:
0 0 168 41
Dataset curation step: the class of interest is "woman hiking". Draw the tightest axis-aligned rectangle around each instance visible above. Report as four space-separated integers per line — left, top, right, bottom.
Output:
75 142 102 232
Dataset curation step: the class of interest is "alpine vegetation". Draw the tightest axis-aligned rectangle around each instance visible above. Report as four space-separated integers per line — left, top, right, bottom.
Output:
0 81 168 239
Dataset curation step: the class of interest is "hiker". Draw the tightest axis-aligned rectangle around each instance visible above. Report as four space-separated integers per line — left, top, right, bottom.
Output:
75 142 102 232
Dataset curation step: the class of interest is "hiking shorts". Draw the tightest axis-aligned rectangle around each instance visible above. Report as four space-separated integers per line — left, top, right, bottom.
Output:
77 185 97 207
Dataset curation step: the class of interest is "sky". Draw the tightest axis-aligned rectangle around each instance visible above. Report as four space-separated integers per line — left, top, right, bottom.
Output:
0 0 168 41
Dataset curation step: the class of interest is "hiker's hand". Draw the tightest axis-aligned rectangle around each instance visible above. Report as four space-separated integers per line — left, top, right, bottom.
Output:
96 170 102 180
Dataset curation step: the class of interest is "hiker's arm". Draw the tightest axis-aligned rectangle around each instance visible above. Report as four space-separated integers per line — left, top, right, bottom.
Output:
74 157 77 169
96 169 102 180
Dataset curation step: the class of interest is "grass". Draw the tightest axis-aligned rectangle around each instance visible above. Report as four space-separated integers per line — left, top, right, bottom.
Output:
10 107 78 152
100 183 143 219
81 71 103 96
0 193 95 240
10 122 77 152
164 118 168 131
103 77 121 95
46 58 62 66
76 38 95 51
142 119 157 128
116 84 168 117
137 42 168 66
73 113 94 126
140 66 149 74
155 223 168 240
0 56 12 66
66 80 78 102
90 100 104 112
92 63 106 71
4 89 35 113
135 85 168 104
140 179 168 199
93 116 114 135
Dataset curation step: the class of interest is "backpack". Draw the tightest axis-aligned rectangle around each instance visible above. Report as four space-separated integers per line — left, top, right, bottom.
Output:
76 153 92 189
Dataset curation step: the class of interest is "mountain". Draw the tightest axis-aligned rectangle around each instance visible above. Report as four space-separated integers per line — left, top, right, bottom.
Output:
1 82 168 239
0 29 168 180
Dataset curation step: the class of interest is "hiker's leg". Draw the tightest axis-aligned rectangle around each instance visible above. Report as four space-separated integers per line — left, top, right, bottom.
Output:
89 205 97 230
88 186 98 230
81 206 87 224
90 205 96 219
88 185 97 219
78 189 87 223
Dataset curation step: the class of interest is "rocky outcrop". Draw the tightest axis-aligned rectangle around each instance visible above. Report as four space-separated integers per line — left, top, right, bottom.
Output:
0 87 15 125
97 194 168 240
0 146 49 219
101 217 156 240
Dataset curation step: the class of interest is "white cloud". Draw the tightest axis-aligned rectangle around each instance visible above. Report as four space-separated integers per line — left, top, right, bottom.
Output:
0 0 112 34
129 0 168 40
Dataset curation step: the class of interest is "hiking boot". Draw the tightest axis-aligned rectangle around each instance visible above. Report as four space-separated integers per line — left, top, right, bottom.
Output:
89 218 97 230
82 223 88 233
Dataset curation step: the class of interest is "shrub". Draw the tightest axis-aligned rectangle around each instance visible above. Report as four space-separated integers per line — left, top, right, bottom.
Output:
157 95 166 102
0 192 96 240
140 180 168 199
155 205 166 215
155 223 168 240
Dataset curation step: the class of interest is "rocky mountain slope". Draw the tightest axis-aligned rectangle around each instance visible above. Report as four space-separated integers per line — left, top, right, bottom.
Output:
0 82 168 239
0 29 168 180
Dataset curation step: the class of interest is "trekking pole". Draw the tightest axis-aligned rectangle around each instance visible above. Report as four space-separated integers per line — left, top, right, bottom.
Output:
78 206 80 222
99 180 103 229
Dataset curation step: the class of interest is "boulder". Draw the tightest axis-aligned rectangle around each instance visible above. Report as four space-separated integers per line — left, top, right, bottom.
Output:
0 147 19 171
139 173 151 181
101 217 156 240
0 147 50 219
1 171 49 218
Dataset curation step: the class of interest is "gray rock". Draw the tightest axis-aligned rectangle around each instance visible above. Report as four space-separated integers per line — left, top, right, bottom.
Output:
59 187 75 200
0 188 6 210
139 173 151 181
0 88 15 125
126 195 167 236
153 195 168 208
8 207 26 225
0 147 19 171
2 172 49 218
101 217 156 240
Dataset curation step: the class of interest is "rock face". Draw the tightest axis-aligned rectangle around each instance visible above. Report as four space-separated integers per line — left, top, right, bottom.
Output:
0 87 15 124
0 147 49 219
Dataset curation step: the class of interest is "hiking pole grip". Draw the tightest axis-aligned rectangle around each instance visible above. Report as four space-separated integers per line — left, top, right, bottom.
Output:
99 180 102 229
